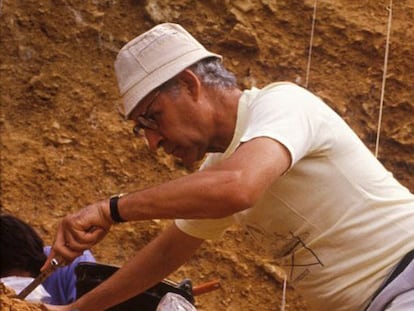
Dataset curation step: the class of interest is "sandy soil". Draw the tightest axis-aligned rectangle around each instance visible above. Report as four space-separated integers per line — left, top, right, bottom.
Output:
0 284 43 311
1 0 413 310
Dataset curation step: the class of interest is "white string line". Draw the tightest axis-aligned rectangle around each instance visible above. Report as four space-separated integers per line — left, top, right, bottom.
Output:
280 274 287 311
305 0 318 88
375 0 393 158
284 2 316 309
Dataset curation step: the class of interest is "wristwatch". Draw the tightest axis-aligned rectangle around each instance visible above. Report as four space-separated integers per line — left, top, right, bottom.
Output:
109 193 126 223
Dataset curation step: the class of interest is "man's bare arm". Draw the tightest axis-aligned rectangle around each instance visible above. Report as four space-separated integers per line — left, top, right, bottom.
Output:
119 137 291 220
45 137 290 265
57 224 203 311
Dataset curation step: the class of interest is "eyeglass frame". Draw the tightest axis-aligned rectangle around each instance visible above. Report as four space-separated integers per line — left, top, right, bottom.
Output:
132 89 161 137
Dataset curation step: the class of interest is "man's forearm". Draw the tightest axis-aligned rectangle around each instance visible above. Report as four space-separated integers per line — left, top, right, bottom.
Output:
71 224 203 311
116 169 245 222
111 137 290 223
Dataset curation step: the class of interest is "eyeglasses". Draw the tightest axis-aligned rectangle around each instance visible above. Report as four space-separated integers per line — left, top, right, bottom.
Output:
132 90 161 137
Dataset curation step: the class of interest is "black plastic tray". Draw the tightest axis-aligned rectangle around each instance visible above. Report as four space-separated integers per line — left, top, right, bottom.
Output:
75 262 194 311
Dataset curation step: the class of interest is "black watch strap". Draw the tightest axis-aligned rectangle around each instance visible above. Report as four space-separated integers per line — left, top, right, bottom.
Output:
110 194 126 223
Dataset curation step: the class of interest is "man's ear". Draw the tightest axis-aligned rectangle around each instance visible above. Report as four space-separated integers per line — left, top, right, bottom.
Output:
176 69 201 101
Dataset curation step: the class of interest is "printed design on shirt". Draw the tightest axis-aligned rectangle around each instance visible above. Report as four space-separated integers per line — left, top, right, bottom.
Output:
283 231 324 282
245 224 324 282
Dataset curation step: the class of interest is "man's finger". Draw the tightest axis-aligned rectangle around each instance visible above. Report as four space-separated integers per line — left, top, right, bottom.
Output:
63 227 107 251
41 236 82 272
41 251 56 272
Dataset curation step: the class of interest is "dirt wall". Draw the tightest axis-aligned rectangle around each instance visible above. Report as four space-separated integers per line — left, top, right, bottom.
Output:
1 1 413 310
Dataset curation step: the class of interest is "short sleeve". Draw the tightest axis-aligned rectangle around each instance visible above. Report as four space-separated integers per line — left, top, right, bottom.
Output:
175 216 235 240
241 83 331 167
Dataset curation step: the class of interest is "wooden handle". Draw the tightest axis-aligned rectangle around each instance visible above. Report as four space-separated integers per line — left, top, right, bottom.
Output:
192 279 221 296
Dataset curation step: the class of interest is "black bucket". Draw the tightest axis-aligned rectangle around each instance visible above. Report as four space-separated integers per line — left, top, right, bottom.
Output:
75 262 194 311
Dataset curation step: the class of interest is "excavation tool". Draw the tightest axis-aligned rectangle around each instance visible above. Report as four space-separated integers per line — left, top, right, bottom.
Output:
15 257 62 300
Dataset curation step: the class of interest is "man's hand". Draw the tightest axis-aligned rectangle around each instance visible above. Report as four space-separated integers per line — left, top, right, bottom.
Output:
42 304 74 311
41 199 112 271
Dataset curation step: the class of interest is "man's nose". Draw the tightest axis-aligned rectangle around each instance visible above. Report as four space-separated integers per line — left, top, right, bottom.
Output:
144 130 163 151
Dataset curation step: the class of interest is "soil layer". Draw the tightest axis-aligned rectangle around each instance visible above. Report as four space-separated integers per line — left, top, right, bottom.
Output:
1 1 413 310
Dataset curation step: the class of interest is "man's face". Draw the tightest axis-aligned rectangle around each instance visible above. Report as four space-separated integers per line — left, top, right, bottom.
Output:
129 80 210 166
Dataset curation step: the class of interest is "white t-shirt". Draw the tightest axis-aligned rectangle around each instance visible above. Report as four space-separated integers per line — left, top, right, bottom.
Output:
175 82 414 311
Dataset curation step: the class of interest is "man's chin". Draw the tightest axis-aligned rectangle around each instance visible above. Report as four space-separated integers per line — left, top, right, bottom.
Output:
179 157 196 169
172 147 206 170
170 154 196 171
181 154 206 171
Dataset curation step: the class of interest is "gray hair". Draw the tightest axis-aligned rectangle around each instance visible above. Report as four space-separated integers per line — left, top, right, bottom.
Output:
161 57 237 94
189 57 238 88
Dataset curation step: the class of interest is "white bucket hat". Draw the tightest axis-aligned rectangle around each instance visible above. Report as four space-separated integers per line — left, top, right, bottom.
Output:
114 23 222 118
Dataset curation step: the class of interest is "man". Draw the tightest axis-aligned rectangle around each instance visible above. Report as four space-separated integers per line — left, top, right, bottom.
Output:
0 214 95 305
44 23 414 311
